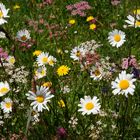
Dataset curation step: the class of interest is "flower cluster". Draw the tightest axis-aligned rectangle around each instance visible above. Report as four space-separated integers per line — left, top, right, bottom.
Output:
66 1 92 17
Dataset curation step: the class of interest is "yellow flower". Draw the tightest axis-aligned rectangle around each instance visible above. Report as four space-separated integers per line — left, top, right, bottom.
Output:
86 16 94 22
133 9 140 15
13 4 20 10
69 19 76 25
89 24 96 30
57 49 63 54
57 65 70 76
33 50 42 56
43 82 52 88
58 100 65 108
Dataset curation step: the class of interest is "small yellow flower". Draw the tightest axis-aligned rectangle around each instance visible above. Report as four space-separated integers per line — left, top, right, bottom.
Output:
69 19 76 25
86 16 94 22
58 100 65 108
57 65 70 76
33 50 42 56
13 4 20 10
57 49 63 54
43 82 52 88
89 24 96 30
133 9 140 15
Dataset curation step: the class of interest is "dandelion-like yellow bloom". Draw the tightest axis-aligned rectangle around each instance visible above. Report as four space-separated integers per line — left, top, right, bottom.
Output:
90 24 96 30
69 19 76 25
33 50 42 56
57 65 70 76
86 16 94 22
133 9 140 15
43 82 52 88
13 4 20 10
58 100 65 108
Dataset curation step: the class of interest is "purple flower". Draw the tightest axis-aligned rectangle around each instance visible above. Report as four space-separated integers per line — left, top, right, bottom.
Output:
57 127 67 138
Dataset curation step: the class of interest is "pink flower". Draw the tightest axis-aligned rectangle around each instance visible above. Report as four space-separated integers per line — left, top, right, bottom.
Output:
122 58 129 69
66 1 92 17
66 5 73 10
111 0 121 6
57 127 67 138
43 0 53 4
122 56 138 69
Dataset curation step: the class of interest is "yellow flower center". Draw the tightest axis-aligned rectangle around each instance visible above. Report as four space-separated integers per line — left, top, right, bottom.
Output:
5 102 11 108
119 80 129 90
21 35 27 41
136 20 140 26
49 60 54 65
0 87 9 94
76 51 81 57
41 70 45 75
36 96 44 103
0 10 3 18
114 34 121 42
85 102 94 110
94 69 101 76
42 57 48 63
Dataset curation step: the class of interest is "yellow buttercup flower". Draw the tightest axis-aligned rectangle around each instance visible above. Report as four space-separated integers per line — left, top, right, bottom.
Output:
89 24 96 30
33 50 42 56
86 16 94 22
58 100 65 108
43 82 52 88
69 19 76 25
57 65 70 76
13 4 20 10
133 9 140 15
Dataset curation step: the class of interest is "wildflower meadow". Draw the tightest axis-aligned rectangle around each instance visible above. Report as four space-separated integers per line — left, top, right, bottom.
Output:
0 0 140 139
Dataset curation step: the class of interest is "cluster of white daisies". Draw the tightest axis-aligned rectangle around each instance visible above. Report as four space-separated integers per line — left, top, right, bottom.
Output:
0 82 12 113
34 52 57 79
70 10 140 116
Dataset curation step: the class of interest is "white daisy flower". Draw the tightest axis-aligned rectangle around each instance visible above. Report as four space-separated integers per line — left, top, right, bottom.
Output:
90 66 103 80
48 56 57 66
6 56 15 65
0 31 6 38
36 52 49 66
70 47 85 61
16 29 31 42
26 86 54 112
108 29 126 48
1 98 12 113
0 81 10 97
0 3 9 25
125 15 140 28
35 66 46 79
111 71 136 97
78 96 101 115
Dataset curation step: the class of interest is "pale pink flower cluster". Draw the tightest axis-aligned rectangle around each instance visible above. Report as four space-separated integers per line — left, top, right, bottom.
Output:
66 1 92 17
122 56 138 69
0 48 8 59
43 0 53 5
